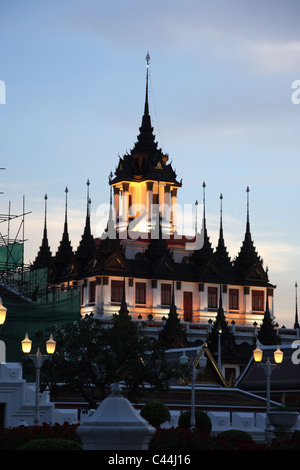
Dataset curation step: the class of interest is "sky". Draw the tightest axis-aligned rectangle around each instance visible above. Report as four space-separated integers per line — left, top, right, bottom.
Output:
0 0 300 327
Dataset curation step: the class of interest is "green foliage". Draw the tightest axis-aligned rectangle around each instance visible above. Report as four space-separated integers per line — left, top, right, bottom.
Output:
38 315 184 407
140 401 171 427
178 410 212 433
18 438 82 450
217 429 253 447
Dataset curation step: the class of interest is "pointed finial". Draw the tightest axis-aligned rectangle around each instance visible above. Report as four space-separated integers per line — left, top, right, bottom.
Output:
43 193 48 230
195 200 198 234
146 52 150 67
294 281 299 329
246 186 250 230
144 53 150 116
219 193 223 230
64 187 68 223
86 179 91 214
202 182 206 225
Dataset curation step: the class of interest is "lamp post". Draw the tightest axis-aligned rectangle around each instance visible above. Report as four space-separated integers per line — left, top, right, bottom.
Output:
21 332 56 425
180 349 207 431
217 324 222 372
253 343 283 444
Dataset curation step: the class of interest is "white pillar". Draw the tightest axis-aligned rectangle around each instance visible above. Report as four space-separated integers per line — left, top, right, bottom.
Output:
121 183 129 230
146 181 153 231
171 188 178 233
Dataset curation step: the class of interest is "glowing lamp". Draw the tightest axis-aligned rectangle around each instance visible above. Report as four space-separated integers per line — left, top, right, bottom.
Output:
46 334 56 355
0 298 7 325
198 355 207 372
274 346 283 364
253 344 263 362
22 333 32 354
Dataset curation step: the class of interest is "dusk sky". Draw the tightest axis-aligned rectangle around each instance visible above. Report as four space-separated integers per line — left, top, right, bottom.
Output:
1 0 300 327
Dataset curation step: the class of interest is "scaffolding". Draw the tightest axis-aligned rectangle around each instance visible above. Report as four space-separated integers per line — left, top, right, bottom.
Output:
0 196 39 300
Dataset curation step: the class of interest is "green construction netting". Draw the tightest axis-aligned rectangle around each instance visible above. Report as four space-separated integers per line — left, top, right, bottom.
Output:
0 243 23 270
0 289 81 362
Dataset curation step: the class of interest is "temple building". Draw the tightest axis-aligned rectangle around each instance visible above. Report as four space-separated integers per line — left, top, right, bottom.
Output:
32 55 278 343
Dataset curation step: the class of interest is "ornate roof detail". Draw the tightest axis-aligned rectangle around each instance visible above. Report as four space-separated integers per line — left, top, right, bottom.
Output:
75 180 96 270
190 182 214 269
234 188 266 277
207 285 239 359
257 291 281 345
98 186 124 262
214 194 231 268
32 194 52 269
143 210 174 273
159 281 188 348
53 187 76 276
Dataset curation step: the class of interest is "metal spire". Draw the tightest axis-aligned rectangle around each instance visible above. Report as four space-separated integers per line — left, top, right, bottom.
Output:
64 187 68 225
295 281 299 329
44 193 48 231
145 52 150 115
246 186 250 232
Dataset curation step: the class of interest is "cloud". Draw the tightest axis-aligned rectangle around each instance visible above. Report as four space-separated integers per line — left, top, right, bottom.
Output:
237 40 300 74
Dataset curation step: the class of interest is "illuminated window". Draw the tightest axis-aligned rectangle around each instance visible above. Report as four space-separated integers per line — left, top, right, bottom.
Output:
111 280 123 303
229 289 239 310
153 193 159 205
161 283 171 305
81 284 84 305
252 290 264 311
136 282 146 304
208 287 218 308
89 280 96 304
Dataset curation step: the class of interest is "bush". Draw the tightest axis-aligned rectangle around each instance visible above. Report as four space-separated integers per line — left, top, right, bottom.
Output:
18 438 82 450
217 429 253 448
0 423 81 450
149 427 265 451
178 410 212 433
140 401 171 427
149 427 219 451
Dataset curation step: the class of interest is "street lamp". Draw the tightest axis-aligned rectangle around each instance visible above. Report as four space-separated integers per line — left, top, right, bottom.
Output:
253 342 283 444
0 298 7 326
0 298 7 362
180 348 207 431
21 332 56 425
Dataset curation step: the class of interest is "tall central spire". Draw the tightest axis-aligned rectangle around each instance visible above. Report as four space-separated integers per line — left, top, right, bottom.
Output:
144 52 150 120
131 52 157 155
110 53 181 186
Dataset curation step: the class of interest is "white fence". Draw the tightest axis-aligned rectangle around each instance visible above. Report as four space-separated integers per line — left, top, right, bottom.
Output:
160 410 300 441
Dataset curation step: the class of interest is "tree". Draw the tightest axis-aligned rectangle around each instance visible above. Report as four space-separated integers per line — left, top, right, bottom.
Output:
140 401 171 427
39 313 186 408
